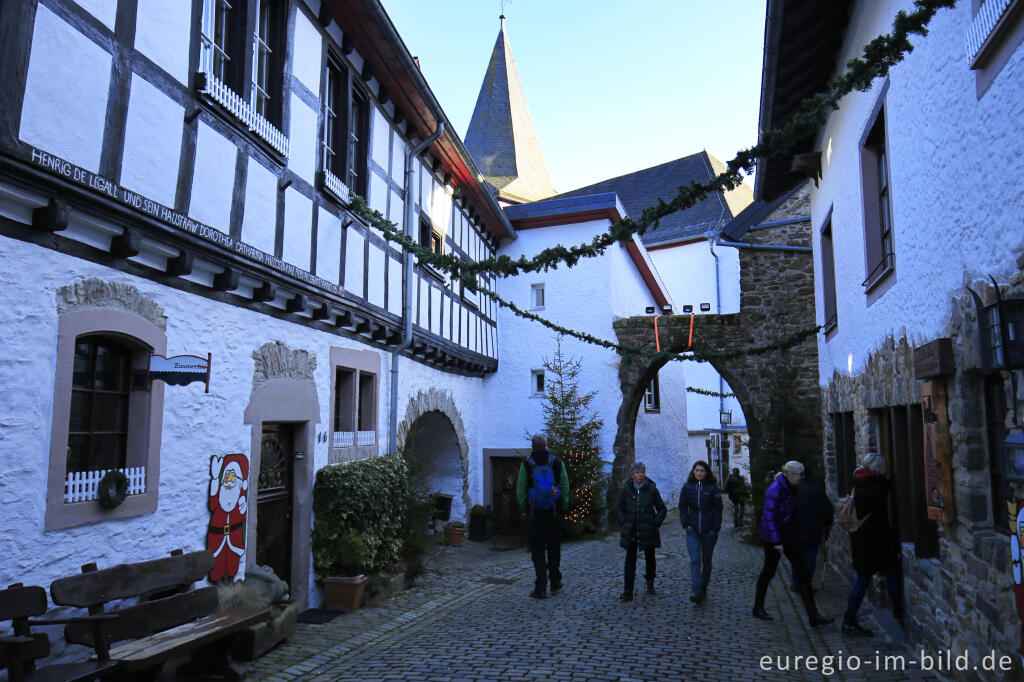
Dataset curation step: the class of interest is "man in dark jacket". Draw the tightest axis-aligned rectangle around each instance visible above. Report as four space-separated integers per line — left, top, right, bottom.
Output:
725 468 748 527
792 471 834 588
516 434 570 599
752 461 832 626
617 461 667 601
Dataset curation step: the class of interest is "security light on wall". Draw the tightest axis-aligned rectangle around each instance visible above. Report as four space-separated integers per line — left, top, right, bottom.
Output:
645 306 656 314
662 305 673 314
682 305 693 313
700 303 712 312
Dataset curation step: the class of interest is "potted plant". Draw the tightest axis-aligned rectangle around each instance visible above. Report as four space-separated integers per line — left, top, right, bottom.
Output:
468 505 489 542
443 520 466 546
321 532 369 611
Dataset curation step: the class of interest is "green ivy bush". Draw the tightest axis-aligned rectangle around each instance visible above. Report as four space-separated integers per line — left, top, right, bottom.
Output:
312 456 409 579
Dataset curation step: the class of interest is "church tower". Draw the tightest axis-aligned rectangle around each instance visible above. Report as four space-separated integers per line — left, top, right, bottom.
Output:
464 15 556 204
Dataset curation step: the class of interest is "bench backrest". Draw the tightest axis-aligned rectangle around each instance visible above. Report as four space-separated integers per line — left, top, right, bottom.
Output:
0 585 51 669
49 550 219 646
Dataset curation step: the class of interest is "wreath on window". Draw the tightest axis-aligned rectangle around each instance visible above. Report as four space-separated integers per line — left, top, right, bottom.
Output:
98 470 129 509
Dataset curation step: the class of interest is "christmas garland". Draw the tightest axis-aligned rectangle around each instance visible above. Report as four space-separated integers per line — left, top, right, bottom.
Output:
687 386 736 399
352 0 955 281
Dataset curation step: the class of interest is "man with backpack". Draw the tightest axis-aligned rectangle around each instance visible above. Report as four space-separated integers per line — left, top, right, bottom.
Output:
516 434 570 599
725 468 748 527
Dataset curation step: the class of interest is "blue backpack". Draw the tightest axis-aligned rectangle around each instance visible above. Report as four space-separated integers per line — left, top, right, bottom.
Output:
525 455 561 512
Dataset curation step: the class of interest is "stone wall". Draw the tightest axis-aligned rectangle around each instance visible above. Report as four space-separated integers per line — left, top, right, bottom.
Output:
821 269 1024 678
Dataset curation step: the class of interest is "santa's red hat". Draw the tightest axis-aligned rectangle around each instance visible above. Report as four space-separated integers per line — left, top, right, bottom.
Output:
220 453 249 490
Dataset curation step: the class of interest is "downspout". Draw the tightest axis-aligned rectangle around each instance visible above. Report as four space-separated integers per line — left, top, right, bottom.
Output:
389 122 444 456
716 237 811 253
710 235 724 481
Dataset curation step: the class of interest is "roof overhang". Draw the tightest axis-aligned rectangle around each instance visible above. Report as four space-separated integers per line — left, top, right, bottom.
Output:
755 0 853 201
325 0 516 241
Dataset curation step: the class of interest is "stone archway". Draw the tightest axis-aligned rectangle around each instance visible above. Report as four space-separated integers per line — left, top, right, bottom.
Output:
396 388 471 521
610 185 822 506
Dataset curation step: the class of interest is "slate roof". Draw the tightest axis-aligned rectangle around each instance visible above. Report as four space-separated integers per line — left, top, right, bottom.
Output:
464 17 556 204
554 151 753 246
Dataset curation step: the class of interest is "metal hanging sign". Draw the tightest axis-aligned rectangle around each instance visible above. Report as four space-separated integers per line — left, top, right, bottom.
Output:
148 353 212 392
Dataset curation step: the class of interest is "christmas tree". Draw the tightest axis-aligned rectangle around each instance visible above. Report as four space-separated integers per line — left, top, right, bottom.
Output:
541 336 606 537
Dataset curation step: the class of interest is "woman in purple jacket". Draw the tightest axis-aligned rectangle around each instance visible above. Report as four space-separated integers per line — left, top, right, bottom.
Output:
752 461 832 626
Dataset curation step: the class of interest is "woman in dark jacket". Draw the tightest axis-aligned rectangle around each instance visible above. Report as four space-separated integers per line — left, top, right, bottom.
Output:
617 461 667 601
843 452 904 636
752 461 832 626
678 461 722 604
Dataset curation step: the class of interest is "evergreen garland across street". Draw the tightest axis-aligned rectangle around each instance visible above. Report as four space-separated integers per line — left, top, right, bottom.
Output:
346 0 953 363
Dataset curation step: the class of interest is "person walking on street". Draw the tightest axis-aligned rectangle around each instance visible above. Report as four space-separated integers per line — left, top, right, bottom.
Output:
679 460 723 604
725 467 748 527
516 434 570 599
842 452 904 636
791 469 834 589
617 461 667 601
752 461 833 626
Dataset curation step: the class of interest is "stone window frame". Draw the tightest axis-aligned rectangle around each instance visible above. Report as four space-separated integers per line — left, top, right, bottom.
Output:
967 0 1024 98
328 346 380 462
46 308 166 530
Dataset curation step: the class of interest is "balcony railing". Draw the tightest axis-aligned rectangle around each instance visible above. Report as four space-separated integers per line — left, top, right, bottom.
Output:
197 72 289 158
322 170 351 205
64 467 146 503
332 430 376 447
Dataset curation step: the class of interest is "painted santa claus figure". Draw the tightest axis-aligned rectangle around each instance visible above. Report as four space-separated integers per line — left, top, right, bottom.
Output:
1012 501 1024 668
207 453 249 582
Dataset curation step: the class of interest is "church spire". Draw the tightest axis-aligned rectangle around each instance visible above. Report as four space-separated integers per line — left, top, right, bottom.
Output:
464 15 555 204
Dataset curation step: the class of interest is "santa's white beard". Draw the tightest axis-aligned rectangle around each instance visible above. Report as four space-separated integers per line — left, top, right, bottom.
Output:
219 484 241 513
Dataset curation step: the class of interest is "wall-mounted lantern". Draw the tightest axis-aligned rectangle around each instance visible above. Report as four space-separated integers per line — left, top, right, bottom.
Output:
720 410 732 426
969 279 1024 372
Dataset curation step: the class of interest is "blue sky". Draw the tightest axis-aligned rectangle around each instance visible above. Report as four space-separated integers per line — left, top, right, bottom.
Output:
381 0 768 193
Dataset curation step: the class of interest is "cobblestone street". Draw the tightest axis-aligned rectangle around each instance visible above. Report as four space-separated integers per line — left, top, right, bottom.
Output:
247 512 940 681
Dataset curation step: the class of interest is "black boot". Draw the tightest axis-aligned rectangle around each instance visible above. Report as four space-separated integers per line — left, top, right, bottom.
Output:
619 590 633 602
842 613 872 636
646 580 655 595
798 583 833 626
752 605 773 620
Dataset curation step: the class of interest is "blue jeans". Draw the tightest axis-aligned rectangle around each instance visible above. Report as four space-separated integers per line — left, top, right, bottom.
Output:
684 528 718 593
846 569 903 617
791 543 819 586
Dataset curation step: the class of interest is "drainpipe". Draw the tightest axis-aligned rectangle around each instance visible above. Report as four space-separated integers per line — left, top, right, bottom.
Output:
716 236 811 253
389 122 444 456
710 236 725 481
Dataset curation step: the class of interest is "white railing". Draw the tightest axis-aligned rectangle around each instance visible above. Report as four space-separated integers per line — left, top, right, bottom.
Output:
323 170 351 205
64 467 146 503
965 0 1012 65
333 431 355 447
197 72 290 158
357 430 375 446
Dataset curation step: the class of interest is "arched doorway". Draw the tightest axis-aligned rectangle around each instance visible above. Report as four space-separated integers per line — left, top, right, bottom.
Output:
404 411 466 521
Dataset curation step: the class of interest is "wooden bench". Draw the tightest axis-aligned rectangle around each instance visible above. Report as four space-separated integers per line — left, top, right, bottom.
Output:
0 583 117 682
49 550 269 680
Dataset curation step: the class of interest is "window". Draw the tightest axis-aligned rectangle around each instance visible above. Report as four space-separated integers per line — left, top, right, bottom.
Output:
47 305 166 530
831 411 856 496
531 370 545 396
200 0 232 83
967 0 1024 95
531 283 545 310
329 348 379 459
860 107 895 291
68 336 132 473
873 405 938 557
644 374 660 412
418 220 444 280
321 57 370 199
197 0 288 155
820 216 837 333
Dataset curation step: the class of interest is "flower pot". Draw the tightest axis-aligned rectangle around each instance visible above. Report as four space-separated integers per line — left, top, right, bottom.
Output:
322 575 368 611
444 526 466 546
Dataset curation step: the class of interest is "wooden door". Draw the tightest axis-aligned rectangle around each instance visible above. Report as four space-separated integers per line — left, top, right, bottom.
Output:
257 423 294 586
491 456 523 535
